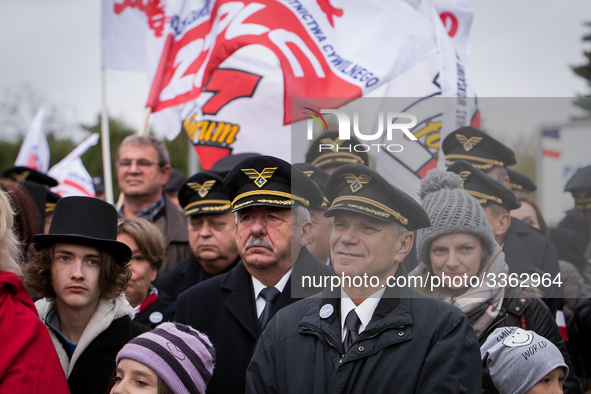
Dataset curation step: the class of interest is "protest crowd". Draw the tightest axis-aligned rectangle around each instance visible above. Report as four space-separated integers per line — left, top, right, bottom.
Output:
2 126 591 394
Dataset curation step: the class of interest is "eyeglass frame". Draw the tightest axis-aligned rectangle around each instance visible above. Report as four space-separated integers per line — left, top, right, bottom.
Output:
116 158 165 168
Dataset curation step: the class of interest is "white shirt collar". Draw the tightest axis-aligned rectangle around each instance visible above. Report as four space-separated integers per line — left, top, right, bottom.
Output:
251 268 292 317
340 287 386 341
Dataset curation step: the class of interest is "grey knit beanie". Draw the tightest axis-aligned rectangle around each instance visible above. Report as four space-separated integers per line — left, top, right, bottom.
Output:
481 327 568 394
416 169 495 265
116 322 215 394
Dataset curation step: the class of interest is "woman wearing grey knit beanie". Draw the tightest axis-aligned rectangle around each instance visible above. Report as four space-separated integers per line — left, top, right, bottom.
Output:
411 169 574 393
411 169 508 338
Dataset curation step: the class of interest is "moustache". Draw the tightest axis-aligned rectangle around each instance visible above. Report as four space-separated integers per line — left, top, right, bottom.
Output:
245 237 273 251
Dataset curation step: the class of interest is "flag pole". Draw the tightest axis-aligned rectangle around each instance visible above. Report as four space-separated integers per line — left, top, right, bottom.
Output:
100 69 115 204
138 107 153 135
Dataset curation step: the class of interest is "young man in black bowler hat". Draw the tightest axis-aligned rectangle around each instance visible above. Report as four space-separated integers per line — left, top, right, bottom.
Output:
175 156 334 394
25 196 148 394
246 163 481 393
157 171 240 301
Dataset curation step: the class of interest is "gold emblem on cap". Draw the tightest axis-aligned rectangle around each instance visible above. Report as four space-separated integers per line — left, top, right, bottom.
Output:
242 167 277 188
320 137 344 152
188 180 216 198
13 170 30 183
343 173 371 193
302 170 314 177
456 134 482 152
457 171 471 184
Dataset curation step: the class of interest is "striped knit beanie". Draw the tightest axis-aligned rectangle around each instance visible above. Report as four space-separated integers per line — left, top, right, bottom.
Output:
116 322 215 394
416 169 495 265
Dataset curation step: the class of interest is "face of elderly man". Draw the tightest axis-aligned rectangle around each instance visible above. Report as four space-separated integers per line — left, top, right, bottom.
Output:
330 211 413 285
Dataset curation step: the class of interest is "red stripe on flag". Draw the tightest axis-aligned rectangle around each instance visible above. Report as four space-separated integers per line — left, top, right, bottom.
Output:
542 149 561 158
62 180 94 197
418 159 437 179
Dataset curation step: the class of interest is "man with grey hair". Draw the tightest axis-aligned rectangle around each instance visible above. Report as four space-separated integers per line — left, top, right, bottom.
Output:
246 163 482 393
175 156 333 394
115 134 190 274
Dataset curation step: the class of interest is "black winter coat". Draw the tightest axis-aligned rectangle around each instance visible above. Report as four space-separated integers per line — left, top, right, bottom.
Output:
175 247 333 394
246 284 482 394
133 290 176 329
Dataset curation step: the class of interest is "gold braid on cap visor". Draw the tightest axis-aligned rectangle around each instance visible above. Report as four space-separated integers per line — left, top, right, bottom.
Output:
331 195 408 226
232 190 309 208
466 190 502 205
184 199 231 215
445 154 504 169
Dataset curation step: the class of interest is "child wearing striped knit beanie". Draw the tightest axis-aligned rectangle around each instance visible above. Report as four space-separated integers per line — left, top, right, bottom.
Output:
110 322 215 394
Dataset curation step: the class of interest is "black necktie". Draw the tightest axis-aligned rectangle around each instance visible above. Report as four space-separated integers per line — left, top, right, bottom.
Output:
343 309 361 351
258 287 281 331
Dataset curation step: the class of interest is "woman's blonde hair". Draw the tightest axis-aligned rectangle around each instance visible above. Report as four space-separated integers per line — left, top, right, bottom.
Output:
0 189 23 276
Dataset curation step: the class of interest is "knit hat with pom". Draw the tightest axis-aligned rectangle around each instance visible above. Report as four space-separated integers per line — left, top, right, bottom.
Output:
416 169 495 265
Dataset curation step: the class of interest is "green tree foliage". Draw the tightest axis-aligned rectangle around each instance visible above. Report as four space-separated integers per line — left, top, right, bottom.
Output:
572 21 591 115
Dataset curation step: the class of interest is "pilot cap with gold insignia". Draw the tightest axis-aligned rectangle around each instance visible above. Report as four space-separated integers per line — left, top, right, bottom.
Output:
447 160 520 211
442 126 516 170
305 131 368 169
323 163 431 230
293 163 330 209
224 155 323 211
507 168 537 193
564 164 591 211
177 172 231 216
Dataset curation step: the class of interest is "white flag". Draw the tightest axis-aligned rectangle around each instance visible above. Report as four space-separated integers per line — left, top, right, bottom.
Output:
15 108 50 173
146 0 440 169
48 134 100 197
101 0 170 72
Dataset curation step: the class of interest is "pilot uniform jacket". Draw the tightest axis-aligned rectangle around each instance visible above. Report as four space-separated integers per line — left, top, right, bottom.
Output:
133 289 176 329
246 281 482 394
175 247 333 394
559 209 590 259
156 253 240 301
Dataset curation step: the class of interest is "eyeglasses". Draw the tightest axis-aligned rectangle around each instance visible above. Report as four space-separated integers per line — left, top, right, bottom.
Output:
117 158 162 168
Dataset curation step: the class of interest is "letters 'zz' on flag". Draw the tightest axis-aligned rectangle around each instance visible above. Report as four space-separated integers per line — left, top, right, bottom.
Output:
371 0 479 199
101 0 170 72
48 134 100 198
15 108 50 173
146 0 440 169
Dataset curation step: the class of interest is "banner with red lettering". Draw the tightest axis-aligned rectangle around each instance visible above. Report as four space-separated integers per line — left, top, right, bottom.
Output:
147 0 440 168
373 0 478 198
101 0 170 72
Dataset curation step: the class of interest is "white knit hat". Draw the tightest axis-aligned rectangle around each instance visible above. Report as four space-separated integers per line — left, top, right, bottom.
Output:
416 169 496 265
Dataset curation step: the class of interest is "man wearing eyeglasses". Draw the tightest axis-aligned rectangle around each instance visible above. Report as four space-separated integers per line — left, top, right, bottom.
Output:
115 135 191 275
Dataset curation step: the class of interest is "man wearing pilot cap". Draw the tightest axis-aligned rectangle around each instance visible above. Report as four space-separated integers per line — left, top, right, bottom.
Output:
246 163 481 393
175 155 333 394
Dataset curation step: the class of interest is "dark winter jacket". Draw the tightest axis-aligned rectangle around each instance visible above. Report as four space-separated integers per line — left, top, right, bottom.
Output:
246 283 482 394
133 289 176 329
175 247 333 394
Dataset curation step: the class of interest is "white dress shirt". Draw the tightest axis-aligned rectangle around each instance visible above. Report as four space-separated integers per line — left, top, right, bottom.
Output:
340 287 386 341
252 269 292 318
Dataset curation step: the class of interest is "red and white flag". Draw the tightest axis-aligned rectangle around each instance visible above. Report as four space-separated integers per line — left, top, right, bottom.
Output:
146 0 440 169
48 134 100 197
101 0 170 72
14 108 50 173
373 0 478 199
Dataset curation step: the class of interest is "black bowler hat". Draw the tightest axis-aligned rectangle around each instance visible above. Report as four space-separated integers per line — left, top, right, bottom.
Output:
442 126 516 170
448 161 520 211
32 196 132 265
507 168 537 193
224 155 323 211
1 166 58 188
178 172 231 216
564 165 591 211
305 131 368 169
324 163 431 230
211 152 261 178
293 163 330 209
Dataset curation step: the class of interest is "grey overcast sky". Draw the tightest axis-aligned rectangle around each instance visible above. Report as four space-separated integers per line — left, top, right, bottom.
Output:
0 0 590 142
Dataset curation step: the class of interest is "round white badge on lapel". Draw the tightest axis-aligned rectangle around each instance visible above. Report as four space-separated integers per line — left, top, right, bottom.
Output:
149 312 163 324
319 304 334 319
